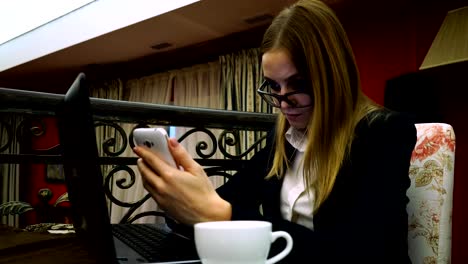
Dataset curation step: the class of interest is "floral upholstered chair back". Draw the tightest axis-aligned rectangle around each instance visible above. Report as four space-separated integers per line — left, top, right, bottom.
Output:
407 123 455 264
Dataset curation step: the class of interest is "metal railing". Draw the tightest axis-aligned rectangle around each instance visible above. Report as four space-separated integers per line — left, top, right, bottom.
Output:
0 87 276 223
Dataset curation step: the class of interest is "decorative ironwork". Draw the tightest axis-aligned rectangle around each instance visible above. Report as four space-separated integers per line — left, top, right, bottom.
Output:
104 165 138 207
17 117 46 138
0 119 13 152
0 115 47 153
125 211 167 224
0 87 276 224
218 130 268 159
178 127 218 159
94 121 128 156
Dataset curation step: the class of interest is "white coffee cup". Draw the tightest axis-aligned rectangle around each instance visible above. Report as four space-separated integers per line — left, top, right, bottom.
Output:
194 220 293 264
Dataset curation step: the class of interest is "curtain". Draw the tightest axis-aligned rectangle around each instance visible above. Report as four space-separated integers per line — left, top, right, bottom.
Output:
0 115 22 227
91 50 266 222
91 79 125 183
90 79 131 224
106 72 175 224
219 48 272 159
172 62 224 188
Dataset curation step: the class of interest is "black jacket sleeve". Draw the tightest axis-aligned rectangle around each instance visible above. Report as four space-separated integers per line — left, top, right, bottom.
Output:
216 128 276 220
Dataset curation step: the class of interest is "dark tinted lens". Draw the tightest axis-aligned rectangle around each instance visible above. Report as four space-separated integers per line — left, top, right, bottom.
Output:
261 93 303 108
264 80 280 92
261 93 280 107
289 79 308 92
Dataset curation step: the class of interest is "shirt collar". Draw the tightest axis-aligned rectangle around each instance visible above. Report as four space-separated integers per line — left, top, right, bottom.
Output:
285 127 308 152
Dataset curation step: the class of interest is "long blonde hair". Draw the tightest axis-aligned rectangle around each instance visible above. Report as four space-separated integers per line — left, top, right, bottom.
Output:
262 0 380 211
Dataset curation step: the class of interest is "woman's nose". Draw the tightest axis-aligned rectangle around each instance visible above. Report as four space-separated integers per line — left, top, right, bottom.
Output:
278 87 290 108
279 86 290 95
280 100 291 109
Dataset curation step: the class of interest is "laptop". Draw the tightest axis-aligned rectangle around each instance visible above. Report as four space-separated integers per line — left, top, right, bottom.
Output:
56 73 200 264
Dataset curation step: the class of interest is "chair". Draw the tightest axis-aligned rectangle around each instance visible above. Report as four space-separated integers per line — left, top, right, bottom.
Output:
407 123 455 264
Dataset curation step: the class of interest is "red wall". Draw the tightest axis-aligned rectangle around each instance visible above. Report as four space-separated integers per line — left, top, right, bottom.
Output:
343 3 466 263
348 17 415 103
23 117 69 225
344 6 445 104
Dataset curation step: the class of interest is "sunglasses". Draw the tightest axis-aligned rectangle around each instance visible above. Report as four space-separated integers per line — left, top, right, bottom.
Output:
256 80 312 108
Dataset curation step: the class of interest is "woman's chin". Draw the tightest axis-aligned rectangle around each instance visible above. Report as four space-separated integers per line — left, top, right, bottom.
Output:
284 112 310 130
287 120 307 130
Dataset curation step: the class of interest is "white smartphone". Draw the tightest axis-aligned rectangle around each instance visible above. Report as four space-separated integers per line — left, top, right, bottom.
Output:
133 127 177 168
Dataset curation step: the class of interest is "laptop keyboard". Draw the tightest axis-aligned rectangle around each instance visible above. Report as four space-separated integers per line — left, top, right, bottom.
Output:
111 224 199 262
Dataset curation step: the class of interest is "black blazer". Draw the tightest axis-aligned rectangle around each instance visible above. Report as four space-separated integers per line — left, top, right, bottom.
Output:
216 110 417 263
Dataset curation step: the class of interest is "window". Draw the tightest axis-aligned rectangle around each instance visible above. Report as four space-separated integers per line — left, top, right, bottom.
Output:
0 0 199 72
0 0 95 45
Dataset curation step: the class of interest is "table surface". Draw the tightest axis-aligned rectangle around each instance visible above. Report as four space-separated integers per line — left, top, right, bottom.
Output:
0 224 97 264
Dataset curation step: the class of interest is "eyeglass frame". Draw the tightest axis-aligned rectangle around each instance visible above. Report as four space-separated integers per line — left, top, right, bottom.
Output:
256 80 312 108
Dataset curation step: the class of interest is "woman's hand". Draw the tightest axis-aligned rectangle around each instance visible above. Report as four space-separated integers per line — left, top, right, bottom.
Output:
133 138 231 225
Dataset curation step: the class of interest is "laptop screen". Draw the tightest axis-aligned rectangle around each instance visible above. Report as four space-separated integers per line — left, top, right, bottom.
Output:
56 72 117 263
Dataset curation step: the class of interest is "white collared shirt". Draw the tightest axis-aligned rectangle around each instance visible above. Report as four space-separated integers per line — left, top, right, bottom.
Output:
280 128 315 230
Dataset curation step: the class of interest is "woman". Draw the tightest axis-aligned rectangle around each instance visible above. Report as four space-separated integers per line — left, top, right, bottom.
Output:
134 0 416 262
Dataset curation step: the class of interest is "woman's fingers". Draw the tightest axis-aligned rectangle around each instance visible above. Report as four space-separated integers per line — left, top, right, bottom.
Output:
134 139 205 179
134 146 175 177
167 138 205 176
137 158 166 191
134 139 224 224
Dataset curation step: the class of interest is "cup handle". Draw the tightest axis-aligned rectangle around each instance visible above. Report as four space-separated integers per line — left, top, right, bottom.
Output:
266 231 293 264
